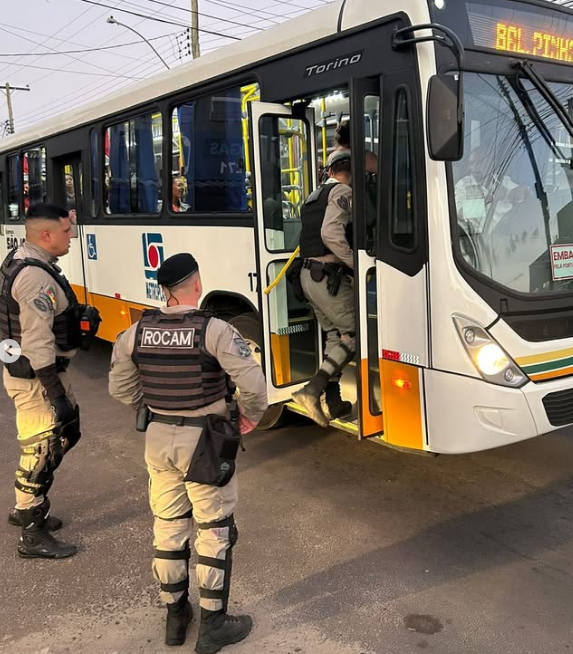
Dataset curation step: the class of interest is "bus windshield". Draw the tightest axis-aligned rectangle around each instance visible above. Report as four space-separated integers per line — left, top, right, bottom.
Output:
452 71 573 295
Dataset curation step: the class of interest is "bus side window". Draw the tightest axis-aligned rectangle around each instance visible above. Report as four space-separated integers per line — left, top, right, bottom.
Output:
104 112 162 215
24 147 47 208
90 129 100 217
0 174 4 224
363 94 380 255
7 154 20 221
171 83 259 214
391 88 415 250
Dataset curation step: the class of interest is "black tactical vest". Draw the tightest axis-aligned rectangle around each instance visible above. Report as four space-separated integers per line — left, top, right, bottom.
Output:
299 184 337 259
132 309 228 412
299 183 353 259
0 250 81 372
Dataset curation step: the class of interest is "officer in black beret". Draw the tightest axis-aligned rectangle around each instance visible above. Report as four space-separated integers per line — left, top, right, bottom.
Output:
109 252 268 653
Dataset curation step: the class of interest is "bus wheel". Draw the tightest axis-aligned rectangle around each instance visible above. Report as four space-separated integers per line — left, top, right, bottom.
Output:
229 312 286 430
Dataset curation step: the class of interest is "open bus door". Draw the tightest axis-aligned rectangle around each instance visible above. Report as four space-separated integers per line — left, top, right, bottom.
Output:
51 153 89 304
248 102 326 410
349 77 385 440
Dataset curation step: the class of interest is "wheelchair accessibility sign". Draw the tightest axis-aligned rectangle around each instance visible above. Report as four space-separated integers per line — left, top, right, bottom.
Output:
87 234 98 260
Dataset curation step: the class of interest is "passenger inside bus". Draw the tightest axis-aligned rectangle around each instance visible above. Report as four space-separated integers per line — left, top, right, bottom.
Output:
172 175 190 212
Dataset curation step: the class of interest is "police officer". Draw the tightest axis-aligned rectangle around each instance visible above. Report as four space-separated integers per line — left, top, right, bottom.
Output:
293 150 355 427
1 203 97 559
109 253 268 654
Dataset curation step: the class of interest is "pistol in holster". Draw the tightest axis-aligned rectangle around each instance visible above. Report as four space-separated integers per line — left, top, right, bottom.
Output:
136 403 151 432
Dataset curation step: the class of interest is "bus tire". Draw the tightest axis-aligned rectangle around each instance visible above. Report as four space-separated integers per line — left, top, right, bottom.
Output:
229 312 287 430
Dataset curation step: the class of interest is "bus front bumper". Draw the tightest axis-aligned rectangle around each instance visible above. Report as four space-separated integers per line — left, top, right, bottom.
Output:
425 369 573 454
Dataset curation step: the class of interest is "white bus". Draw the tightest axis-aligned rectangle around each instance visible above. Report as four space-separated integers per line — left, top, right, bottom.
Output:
2 0 573 454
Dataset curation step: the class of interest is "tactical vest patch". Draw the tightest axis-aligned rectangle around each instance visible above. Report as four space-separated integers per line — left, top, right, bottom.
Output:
140 327 195 348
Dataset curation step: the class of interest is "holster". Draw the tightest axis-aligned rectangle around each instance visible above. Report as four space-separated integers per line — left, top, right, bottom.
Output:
136 404 150 432
183 414 241 487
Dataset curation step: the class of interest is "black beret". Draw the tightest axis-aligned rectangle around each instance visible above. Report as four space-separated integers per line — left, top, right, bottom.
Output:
157 253 199 287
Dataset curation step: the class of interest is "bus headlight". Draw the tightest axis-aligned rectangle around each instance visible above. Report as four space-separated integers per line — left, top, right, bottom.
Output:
453 316 527 388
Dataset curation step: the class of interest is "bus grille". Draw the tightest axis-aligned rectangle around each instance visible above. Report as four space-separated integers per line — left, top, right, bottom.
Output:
506 315 573 342
542 389 573 427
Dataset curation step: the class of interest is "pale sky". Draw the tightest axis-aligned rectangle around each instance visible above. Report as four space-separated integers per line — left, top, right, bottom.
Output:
0 0 334 136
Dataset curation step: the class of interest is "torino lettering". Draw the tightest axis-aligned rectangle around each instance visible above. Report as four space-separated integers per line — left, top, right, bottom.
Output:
304 52 362 77
141 328 195 348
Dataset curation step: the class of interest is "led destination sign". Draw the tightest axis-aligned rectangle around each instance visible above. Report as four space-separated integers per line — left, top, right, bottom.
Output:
495 22 573 63
435 1 573 65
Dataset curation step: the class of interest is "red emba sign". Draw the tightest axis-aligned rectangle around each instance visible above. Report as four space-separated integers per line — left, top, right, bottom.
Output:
550 244 573 281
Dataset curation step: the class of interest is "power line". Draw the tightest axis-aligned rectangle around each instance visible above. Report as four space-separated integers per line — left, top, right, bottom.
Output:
0 61 145 79
0 32 182 57
0 2 100 80
16 39 177 126
137 0 266 31
76 0 243 40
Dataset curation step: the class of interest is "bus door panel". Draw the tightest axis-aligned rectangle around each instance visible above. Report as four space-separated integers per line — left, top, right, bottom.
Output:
51 154 89 303
249 102 322 405
350 76 384 439
376 70 430 452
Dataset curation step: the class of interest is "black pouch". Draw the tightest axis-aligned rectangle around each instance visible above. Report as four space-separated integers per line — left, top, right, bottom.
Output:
310 265 325 282
5 355 35 379
184 414 241 487
285 258 305 302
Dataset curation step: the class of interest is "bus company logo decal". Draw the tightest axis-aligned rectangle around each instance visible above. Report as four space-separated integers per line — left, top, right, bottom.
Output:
142 233 165 301
304 51 363 78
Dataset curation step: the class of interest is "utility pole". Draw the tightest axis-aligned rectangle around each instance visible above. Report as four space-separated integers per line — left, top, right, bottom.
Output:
191 0 201 59
1 83 30 135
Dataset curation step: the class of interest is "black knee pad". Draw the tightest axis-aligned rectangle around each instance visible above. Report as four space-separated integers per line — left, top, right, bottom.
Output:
62 405 81 453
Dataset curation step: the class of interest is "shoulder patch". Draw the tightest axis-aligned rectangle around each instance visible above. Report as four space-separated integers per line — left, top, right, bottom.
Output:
33 297 51 312
33 290 55 312
225 327 252 359
337 195 350 212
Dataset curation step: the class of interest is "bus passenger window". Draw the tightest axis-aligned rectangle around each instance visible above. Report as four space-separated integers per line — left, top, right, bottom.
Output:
90 129 100 217
363 95 380 254
104 111 162 215
258 115 311 251
0 176 4 224
24 147 47 209
7 154 20 220
171 83 258 214
391 88 415 250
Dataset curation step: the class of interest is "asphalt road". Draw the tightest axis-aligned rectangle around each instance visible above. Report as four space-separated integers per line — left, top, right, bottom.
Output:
1 341 573 654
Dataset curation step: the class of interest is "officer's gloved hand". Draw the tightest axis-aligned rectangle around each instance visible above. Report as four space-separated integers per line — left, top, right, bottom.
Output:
35 363 76 424
51 395 76 425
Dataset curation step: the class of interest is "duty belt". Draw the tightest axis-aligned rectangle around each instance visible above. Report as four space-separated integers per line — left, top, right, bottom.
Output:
149 412 206 427
303 259 329 274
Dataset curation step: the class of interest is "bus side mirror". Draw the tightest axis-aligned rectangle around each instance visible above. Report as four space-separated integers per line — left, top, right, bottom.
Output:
427 74 464 162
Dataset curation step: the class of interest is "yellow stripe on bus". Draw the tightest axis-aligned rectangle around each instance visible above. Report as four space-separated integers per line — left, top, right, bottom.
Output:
515 346 573 367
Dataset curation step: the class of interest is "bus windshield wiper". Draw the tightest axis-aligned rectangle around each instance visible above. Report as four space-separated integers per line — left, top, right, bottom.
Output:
512 59 573 142
497 76 554 290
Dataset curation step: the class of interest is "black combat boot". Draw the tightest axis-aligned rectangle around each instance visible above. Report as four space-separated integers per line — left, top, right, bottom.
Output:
165 591 192 646
324 381 352 420
195 609 253 654
8 497 63 531
17 504 77 559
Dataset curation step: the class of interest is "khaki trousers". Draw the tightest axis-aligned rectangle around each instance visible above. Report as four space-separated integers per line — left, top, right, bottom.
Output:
300 267 356 359
145 421 238 610
3 369 75 509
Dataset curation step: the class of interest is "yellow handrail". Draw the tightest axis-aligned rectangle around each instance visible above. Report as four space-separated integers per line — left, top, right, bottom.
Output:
263 246 300 295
